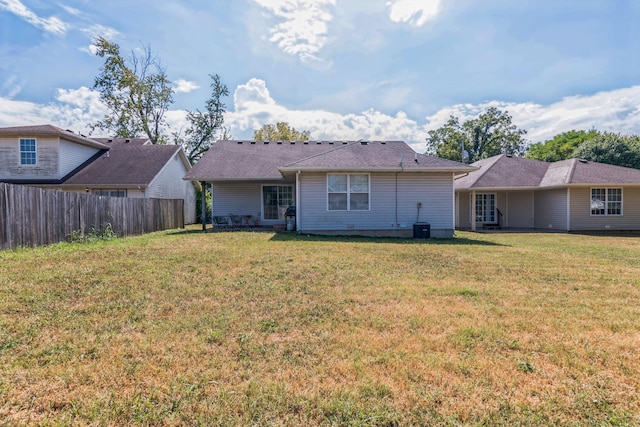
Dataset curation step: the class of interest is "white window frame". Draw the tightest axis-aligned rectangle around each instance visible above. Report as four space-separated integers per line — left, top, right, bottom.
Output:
327 173 370 211
590 187 623 216
19 138 37 165
261 185 294 220
474 193 496 223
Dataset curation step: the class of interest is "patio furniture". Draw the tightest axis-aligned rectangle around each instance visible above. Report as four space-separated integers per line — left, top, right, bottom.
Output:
229 214 243 229
213 215 230 229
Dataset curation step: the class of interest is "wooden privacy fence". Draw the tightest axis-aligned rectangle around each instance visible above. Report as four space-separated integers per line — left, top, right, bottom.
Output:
0 183 184 250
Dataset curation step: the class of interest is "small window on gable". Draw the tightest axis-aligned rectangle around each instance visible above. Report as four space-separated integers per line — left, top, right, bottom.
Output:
20 138 36 165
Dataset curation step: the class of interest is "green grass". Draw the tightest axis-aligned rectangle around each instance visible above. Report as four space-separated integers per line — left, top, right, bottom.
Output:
1 229 639 425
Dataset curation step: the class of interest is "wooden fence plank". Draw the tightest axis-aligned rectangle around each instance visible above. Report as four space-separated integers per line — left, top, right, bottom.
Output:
0 183 185 249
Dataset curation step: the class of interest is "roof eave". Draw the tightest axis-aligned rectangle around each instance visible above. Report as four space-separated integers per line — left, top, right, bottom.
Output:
278 166 477 173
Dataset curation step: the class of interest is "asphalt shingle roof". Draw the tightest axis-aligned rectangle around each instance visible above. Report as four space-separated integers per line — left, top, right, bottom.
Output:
185 140 475 181
456 154 640 190
63 139 184 187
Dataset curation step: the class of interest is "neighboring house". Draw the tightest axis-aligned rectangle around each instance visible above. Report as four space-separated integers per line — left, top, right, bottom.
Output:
455 154 640 232
184 140 476 238
0 125 197 224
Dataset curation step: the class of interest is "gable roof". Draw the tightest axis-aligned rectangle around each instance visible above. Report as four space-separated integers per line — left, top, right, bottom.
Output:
0 124 109 150
185 140 475 181
456 154 640 190
63 139 187 188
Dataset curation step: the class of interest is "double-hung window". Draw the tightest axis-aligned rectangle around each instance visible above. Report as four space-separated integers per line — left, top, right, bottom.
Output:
20 138 36 165
328 174 369 211
591 188 622 216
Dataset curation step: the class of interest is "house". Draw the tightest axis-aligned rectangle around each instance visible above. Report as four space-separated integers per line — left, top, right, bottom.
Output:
455 154 640 232
184 140 476 238
0 124 197 223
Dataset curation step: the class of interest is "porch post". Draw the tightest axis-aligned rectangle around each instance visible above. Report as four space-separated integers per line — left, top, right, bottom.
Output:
201 181 207 232
471 190 477 231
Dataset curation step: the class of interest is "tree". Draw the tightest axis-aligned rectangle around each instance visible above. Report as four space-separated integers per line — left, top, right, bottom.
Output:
572 132 640 169
91 36 174 144
174 74 230 164
426 107 527 163
526 129 600 162
253 122 311 141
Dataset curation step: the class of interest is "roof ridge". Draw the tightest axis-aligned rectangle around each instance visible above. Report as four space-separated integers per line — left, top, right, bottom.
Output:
281 141 418 168
281 142 358 167
463 154 504 186
565 158 578 184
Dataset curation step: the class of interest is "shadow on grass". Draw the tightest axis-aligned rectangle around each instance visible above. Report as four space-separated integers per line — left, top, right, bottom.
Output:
268 232 506 246
164 227 506 246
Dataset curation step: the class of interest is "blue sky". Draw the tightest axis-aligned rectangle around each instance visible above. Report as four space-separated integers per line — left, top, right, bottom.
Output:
1 0 640 151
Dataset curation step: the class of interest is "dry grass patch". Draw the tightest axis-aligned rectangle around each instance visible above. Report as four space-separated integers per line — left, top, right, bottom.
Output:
1 229 639 425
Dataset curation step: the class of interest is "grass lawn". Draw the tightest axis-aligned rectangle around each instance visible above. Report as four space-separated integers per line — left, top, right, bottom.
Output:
1 228 639 426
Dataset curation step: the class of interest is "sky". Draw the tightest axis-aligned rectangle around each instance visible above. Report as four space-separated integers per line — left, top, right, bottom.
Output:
1 0 640 152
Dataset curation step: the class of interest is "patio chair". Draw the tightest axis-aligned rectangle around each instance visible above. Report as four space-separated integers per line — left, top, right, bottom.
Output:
229 214 243 229
213 215 230 229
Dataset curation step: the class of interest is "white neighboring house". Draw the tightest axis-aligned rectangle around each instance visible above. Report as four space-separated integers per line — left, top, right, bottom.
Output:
184 140 476 237
0 124 197 224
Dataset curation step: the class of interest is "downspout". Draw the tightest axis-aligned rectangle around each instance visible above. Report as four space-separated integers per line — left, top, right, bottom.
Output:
566 187 571 231
395 172 398 227
296 170 301 232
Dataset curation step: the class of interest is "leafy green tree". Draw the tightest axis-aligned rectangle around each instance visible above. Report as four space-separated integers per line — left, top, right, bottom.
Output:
573 132 640 169
253 122 311 141
174 74 230 164
426 107 527 163
91 37 174 144
526 130 600 162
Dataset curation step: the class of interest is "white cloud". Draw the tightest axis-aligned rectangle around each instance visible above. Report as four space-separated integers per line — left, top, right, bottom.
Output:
174 79 200 94
252 0 336 62
0 0 68 34
0 87 105 134
387 0 442 27
423 86 640 145
80 24 120 55
227 78 425 148
3 82 640 153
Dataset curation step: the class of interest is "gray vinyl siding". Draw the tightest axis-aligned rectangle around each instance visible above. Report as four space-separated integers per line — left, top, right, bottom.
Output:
569 187 640 231
212 182 264 221
59 139 101 177
298 172 455 236
457 191 471 229
506 191 534 228
534 188 568 230
146 153 197 223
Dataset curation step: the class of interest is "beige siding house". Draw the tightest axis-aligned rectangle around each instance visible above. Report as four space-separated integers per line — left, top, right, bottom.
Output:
0 125 197 224
0 124 108 182
456 154 640 232
185 140 475 238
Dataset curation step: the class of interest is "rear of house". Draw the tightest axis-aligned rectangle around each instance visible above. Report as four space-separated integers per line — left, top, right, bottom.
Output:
185 140 476 238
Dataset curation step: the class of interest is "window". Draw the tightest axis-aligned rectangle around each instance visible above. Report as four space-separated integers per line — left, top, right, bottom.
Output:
591 188 622 216
92 189 127 197
263 185 293 220
328 174 369 211
20 138 36 165
475 193 496 223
